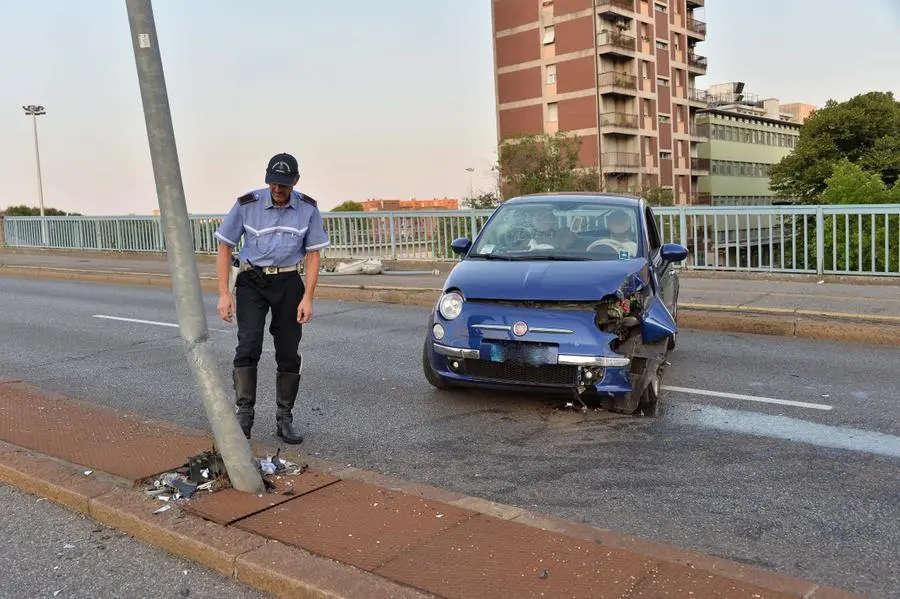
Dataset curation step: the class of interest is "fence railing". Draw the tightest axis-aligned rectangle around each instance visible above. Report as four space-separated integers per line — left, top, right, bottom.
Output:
4 205 900 277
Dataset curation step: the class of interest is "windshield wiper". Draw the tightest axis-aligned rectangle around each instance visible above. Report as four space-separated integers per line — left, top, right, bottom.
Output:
525 254 592 261
468 253 516 260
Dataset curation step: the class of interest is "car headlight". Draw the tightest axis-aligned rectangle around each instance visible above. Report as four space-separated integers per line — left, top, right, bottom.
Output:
438 291 464 321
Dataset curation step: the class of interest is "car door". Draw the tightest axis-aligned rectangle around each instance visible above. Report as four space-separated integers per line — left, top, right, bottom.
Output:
644 206 677 315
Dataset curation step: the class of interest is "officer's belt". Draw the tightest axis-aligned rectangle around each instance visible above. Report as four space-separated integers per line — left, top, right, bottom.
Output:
240 262 301 275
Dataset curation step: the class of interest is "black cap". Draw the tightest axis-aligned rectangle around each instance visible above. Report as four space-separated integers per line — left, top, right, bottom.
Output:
265 153 299 186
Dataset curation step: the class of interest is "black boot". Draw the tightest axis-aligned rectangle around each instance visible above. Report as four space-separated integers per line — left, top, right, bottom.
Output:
233 366 257 439
275 371 303 444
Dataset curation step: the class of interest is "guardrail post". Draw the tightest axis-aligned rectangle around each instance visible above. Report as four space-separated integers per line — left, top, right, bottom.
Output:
470 212 478 240
815 206 824 275
388 213 396 259
0 215 5 248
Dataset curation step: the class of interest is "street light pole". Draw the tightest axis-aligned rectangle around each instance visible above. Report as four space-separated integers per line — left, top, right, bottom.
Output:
23 104 47 245
124 0 264 494
465 167 475 199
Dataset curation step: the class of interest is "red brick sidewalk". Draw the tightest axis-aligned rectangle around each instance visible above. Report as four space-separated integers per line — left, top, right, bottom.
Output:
0 378 865 599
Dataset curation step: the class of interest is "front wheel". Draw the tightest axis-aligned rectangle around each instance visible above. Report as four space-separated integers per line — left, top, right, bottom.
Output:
422 339 454 390
667 297 679 350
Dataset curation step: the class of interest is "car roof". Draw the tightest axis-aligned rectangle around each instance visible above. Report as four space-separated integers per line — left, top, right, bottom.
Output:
504 192 644 209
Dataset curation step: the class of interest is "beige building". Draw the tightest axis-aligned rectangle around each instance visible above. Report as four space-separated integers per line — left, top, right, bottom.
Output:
780 103 816 124
491 0 709 204
695 83 806 205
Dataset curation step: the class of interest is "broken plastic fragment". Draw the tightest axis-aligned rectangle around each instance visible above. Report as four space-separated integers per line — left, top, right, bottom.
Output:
153 504 172 514
539 569 549 579
84 470 93 476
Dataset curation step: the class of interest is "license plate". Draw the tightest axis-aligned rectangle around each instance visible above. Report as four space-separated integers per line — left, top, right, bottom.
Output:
480 342 558 366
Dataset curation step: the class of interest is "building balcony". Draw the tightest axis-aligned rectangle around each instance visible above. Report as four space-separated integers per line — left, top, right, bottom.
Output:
686 17 706 38
691 157 710 174
597 30 637 58
599 112 639 132
597 0 635 18
688 53 708 72
602 152 641 173
597 71 638 95
687 0 704 7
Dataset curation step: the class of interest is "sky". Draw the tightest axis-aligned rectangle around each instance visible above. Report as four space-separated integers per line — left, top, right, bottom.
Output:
1 0 898 216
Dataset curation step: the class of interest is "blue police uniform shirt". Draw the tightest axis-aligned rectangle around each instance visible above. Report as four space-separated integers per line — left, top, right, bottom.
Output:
214 188 330 267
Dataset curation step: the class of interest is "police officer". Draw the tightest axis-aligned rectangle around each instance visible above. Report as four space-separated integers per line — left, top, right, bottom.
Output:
214 152 330 445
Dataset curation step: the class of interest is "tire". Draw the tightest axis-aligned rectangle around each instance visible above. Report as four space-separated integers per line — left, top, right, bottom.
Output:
422 339 454 390
638 371 661 416
667 297 679 350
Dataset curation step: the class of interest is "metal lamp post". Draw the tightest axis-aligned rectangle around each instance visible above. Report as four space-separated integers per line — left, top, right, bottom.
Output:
124 0 264 494
23 104 47 245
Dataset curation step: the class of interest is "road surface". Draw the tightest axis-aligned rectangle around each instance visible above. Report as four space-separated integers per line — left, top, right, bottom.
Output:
0 483 269 599
0 276 897 598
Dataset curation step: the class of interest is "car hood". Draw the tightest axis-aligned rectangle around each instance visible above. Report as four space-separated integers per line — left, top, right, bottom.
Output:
444 258 651 302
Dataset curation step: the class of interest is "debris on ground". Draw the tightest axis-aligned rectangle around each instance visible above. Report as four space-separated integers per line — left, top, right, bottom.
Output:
143 446 309 512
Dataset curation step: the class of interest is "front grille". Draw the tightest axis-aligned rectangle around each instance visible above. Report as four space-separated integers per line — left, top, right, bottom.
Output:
463 360 579 387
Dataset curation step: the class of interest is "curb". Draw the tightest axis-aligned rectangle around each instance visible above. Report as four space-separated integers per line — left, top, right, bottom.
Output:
3 264 898 347
0 440 435 599
0 384 866 599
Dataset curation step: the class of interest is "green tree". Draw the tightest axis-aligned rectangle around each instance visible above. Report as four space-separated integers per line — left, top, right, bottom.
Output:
819 158 890 205
3 204 81 216
497 132 601 200
769 91 900 202
462 192 502 210
641 187 674 207
331 201 364 212
810 159 899 273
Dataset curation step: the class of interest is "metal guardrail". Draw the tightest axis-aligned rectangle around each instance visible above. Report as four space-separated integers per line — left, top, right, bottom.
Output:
4 205 900 277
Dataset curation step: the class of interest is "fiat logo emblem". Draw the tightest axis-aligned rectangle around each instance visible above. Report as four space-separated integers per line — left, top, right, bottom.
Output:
512 321 528 336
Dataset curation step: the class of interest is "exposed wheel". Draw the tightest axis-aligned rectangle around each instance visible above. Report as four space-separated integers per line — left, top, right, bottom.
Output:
422 339 454 390
667 299 679 350
638 370 661 416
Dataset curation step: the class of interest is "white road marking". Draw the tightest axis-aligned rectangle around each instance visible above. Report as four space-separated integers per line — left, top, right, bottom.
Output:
662 385 833 411
92 314 233 334
93 314 179 328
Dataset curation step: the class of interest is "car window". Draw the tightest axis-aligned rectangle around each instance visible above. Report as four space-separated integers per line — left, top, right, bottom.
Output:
469 201 643 262
644 207 662 255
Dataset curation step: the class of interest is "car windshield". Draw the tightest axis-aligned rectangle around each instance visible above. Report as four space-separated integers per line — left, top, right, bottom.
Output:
468 201 643 261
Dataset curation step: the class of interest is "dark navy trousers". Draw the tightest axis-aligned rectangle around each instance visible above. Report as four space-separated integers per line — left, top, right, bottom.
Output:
233 269 305 373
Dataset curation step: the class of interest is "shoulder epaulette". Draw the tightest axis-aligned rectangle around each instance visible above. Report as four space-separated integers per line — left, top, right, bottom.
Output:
238 192 258 205
300 194 317 207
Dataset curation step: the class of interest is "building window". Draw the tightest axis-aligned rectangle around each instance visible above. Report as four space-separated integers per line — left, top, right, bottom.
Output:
543 26 555 45
655 3 667 12
548 102 558 122
547 64 557 84
660 151 672 160
659 115 671 124
657 77 668 87
656 40 668 50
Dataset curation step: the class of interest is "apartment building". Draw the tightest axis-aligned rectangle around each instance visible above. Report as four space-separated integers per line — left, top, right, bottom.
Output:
695 83 804 205
491 0 709 204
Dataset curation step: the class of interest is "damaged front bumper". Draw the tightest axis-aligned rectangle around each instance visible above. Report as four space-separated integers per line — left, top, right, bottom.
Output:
426 289 676 403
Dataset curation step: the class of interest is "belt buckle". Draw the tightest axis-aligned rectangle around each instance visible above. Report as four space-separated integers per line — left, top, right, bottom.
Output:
262 266 278 275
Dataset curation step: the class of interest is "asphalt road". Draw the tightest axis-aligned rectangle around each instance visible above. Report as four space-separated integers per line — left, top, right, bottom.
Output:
0 483 269 599
0 276 897 599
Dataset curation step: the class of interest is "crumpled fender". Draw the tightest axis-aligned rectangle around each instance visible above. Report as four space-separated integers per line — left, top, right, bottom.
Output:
640 296 676 344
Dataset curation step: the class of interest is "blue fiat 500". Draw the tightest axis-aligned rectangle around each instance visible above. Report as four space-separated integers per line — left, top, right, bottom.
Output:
422 193 688 414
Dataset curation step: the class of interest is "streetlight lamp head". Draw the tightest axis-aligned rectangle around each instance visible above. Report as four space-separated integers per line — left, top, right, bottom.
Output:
23 105 46 115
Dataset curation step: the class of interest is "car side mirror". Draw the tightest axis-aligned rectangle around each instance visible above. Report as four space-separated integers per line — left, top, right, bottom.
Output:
450 238 472 256
660 243 688 264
